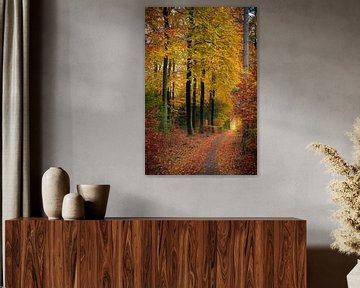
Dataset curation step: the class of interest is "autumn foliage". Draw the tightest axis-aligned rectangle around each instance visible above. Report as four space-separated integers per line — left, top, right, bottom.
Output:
145 7 257 175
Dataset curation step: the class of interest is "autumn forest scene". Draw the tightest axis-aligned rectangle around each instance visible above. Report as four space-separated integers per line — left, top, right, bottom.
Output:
145 7 257 175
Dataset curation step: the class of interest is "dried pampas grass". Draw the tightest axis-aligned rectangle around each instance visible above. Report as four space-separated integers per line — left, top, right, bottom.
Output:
308 118 360 255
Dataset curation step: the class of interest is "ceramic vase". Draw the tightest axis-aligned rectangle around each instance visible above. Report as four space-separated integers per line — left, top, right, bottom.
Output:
42 167 70 219
347 260 360 288
77 184 110 219
62 192 85 220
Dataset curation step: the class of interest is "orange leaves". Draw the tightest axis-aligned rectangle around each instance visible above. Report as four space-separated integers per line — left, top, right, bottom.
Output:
145 127 218 175
231 61 257 127
146 126 257 175
216 131 256 175
145 7 246 105
145 7 257 175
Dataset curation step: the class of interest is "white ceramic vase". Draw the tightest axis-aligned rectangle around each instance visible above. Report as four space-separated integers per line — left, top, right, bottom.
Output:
77 184 110 219
42 167 70 219
348 260 360 288
62 192 85 220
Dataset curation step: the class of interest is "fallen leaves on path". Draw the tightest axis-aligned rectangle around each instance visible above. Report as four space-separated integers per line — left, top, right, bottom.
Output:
216 131 241 175
146 128 219 175
146 123 257 175
217 131 257 175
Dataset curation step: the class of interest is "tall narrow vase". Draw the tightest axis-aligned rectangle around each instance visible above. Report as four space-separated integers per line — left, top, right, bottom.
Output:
42 167 70 219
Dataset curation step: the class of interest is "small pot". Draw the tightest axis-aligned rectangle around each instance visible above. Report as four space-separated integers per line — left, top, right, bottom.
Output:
77 184 110 219
62 192 85 220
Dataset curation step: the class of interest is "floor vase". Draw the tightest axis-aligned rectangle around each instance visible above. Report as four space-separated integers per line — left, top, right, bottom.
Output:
348 260 360 288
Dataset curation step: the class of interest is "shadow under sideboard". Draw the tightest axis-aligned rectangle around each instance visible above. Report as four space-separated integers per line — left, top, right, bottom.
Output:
307 248 356 288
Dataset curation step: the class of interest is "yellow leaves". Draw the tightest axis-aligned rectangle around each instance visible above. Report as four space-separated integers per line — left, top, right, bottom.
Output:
146 7 256 128
146 6 244 81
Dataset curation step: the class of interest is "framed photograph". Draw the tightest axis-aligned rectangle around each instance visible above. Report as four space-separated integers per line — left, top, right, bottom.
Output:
145 7 257 175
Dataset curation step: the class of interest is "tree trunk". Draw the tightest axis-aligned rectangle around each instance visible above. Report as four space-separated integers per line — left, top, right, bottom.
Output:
162 57 168 130
185 55 193 135
185 8 194 135
172 61 175 103
210 90 215 133
167 59 172 123
192 78 197 131
161 7 170 131
199 70 205 133
172 82 175 107
243 7 249 74
172 61 175 110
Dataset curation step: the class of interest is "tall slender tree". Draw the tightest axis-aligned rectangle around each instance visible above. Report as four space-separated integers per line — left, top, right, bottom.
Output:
161 7 171 131
167 59 172 123
243 7 249 74
192 78 197 131
185 8 194 135
199 69 205 133
172 61 175 112
209 72 216 133
210 89 215 133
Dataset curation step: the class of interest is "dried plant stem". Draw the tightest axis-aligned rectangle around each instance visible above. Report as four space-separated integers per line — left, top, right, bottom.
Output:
308 118 360 256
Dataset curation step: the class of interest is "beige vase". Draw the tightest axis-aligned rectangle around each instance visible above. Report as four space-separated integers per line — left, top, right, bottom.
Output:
62 192 85 220
77 184 110 219
42 167 70 219
347 260 360 288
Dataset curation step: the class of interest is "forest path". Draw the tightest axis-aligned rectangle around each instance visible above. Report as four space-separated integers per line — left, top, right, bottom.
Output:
201 132 231 175
147 128 250 175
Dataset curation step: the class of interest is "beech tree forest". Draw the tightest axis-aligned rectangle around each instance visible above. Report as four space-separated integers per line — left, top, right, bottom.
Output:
145 7 257 175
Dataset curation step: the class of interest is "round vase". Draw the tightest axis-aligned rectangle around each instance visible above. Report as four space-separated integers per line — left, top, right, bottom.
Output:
77 184 110 219
42 167 70 219
62 192 85 220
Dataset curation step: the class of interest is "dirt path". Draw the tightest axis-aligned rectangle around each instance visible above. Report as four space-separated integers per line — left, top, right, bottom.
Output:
201 133 227 175
163 130 219 175
147 128 256 175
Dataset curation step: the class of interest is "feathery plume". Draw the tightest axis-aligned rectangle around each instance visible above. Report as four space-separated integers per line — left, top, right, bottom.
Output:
308 119 360 256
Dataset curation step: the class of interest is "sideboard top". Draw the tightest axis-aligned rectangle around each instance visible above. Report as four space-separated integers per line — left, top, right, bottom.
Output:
6 217 306 222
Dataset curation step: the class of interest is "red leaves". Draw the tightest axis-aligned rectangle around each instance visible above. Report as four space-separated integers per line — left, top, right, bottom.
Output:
216 131 256 175
231 75 257 127
146 126 257 175
146 127 218 175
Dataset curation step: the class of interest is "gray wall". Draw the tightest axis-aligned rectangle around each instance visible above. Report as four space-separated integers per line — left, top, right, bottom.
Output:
30 0 360 285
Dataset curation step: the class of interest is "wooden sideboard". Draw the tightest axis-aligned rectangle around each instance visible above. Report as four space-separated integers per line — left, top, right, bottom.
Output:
5 218 306 287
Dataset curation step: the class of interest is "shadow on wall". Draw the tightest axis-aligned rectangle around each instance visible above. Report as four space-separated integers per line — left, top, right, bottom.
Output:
29 0 46 216
308 248 357 288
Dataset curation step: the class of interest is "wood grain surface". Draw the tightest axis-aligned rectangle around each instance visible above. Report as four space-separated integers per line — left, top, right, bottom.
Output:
5 218 306 287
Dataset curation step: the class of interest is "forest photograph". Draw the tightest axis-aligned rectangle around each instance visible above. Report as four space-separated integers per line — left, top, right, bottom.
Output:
145 7 257 175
